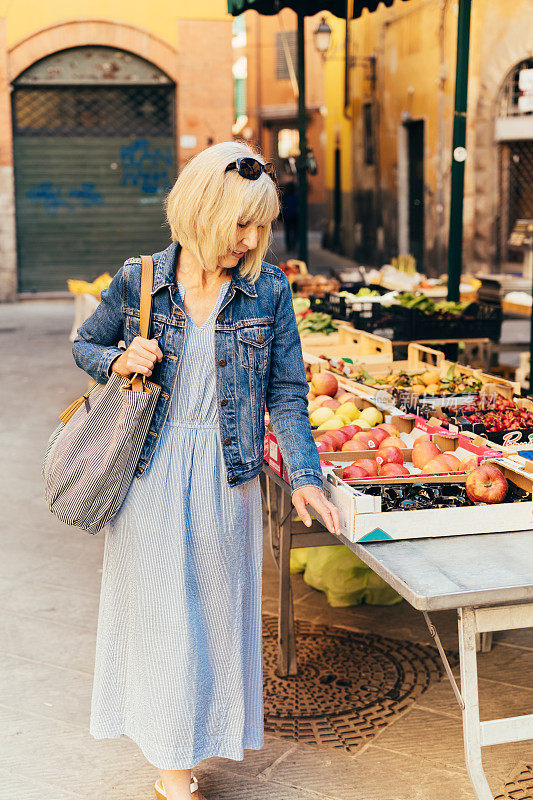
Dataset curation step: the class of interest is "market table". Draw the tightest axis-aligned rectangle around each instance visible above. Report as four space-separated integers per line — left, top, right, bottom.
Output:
262 465 533 800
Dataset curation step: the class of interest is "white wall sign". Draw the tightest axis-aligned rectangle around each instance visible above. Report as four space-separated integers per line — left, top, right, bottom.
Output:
180 135 197 149
518 69 533 113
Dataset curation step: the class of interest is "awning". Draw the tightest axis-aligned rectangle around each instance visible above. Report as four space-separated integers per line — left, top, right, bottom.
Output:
228 0 407 18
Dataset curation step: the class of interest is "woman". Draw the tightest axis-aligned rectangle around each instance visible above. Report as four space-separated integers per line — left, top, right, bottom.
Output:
73 141 340 800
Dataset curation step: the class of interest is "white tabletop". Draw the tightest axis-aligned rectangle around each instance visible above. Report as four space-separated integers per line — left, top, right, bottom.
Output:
352 531 533 611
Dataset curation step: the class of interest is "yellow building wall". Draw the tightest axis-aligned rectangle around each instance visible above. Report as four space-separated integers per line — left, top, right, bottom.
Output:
322 0 532 272
0 0 230 48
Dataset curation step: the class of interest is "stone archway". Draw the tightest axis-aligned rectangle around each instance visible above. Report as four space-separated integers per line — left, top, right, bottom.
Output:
468 12 533 271
8 19 177 83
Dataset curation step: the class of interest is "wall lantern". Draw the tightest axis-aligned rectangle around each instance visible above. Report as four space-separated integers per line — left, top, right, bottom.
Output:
313 17 332 58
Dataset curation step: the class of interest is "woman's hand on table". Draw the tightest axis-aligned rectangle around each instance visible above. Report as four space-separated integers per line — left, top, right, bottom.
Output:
292 486 341 536
111 337 163 378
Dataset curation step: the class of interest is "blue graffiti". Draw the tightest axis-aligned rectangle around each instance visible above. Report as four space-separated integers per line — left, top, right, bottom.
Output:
68 183 104 207
26 181 104 216
26 182 75 216
120 139 173 194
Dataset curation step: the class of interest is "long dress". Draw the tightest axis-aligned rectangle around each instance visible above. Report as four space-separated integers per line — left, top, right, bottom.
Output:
89 280 264 770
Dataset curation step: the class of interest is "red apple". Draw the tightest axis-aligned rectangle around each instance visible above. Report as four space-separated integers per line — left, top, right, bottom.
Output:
412 441 443 469
343 436 370 451
380 436 407 449
356 458 379 477
340 424 362 438
460 455 478 472
316 432 339 448
315 440 333 453
324 429 351 448
322 398 341 411
342 464 369 481
354 431 380 450
337 391 358 404
412 433 433 449
466 464 508 503
311 372 338 398
421 458 451 475
378 463 410 477
376 423 401 437
375 446 404 466
367 428 389 446
439 453 461 470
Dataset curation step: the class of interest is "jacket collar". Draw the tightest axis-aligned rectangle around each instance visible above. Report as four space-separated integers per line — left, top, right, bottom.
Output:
151 240 258 298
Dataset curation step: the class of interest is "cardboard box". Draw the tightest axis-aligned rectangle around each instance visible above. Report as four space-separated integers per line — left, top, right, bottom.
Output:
322 458 533 543
434 397 533 447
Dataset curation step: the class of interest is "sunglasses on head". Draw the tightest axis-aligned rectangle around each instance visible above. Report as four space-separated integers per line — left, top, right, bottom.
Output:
225 157 277 183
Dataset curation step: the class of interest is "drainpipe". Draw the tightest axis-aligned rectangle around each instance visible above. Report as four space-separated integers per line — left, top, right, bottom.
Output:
296 11 308 265
447 0 472 302
436 0 448 277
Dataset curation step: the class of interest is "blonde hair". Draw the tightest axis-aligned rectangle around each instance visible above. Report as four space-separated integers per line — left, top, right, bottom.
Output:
165 141 280 282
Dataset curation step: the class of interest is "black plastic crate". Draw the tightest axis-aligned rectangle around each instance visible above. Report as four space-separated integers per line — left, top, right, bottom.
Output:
348 302 413 340
410 302 502 341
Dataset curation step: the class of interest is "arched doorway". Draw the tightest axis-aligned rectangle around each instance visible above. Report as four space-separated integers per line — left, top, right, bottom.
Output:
495 59 533 269
12 46 176 292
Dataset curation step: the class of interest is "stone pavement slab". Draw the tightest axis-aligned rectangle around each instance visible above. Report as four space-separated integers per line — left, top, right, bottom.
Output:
1 299 532 800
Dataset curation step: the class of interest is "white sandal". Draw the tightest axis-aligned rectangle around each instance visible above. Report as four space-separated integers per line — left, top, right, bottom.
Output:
154 775 201 799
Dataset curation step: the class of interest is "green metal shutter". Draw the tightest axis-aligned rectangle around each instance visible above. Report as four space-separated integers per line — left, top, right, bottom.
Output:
12 47 176 293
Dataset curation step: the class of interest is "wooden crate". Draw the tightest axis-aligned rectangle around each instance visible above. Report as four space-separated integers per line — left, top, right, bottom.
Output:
302 323 392 363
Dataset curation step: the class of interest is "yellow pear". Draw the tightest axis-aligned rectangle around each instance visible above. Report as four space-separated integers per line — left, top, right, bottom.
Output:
334 413 352 425
337 402 360 421
317 417 345 430
359 407 383 426
356 418 372 429
310 407 335 427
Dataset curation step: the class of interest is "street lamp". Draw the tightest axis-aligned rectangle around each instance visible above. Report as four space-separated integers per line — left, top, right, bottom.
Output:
313 17 332 58
313 15 376 92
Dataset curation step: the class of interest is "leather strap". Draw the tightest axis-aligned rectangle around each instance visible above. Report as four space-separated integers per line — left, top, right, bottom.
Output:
126 255 154 393
140 254 154 339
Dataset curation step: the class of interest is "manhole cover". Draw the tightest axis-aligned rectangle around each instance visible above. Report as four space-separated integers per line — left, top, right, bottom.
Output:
495 763 533 800
263 615 455 752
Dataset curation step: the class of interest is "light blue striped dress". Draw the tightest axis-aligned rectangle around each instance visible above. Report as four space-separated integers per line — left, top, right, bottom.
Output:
90 281 264 769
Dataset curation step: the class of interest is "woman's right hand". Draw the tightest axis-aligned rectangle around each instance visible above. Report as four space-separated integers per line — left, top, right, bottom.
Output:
111 337 163 378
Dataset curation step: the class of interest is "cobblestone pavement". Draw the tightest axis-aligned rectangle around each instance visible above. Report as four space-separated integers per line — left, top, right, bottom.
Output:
1 297 531 800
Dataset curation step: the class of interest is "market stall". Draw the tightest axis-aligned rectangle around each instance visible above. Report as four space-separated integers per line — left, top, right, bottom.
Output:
263 297 533 800
263 465 533 800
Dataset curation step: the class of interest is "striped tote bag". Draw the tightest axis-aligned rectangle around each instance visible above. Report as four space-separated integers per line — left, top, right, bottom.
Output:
42 256 161 535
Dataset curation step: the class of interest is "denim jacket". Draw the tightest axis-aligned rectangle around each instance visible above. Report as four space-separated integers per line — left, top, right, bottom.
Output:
72 240 323 492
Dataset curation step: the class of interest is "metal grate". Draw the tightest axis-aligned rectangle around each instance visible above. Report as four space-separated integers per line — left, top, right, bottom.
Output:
13 85 174 137
262 615 455 752
495 763 533 800
497 60 533 117
498 141 533 265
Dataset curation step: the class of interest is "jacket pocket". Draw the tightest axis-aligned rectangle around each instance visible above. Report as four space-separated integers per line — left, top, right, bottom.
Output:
125 313 164 345
237 324 273 374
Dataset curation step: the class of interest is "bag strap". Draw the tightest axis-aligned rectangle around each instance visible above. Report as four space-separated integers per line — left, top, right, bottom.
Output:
139 255 154 339
125 254 154 394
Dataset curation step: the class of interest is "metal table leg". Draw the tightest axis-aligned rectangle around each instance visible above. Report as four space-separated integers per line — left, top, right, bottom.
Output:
458 604 533 800
277 485 298 677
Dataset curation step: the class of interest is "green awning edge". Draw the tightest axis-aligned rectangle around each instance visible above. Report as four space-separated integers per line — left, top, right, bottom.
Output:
228 0 407 20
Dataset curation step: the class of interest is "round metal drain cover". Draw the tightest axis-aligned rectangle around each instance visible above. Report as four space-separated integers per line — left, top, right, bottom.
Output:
495 763 533 800
263 615 453 752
